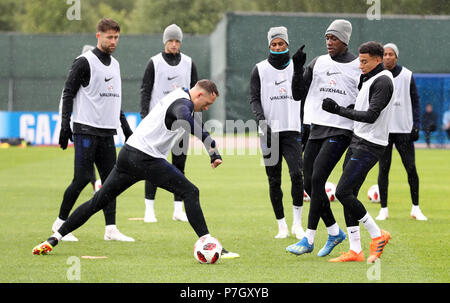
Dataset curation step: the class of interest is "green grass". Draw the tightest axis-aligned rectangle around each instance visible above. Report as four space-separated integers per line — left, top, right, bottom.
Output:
0 144 449 283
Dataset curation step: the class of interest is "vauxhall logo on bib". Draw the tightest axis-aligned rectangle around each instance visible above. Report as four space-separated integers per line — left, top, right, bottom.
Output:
319 77 347 96
99 82 120 98
269 85 293 101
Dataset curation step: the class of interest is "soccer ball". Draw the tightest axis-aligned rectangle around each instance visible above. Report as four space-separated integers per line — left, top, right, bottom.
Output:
325 181 336 202
94 179 102 192
368 184 380 202
193 235 222 264
303 190 310 202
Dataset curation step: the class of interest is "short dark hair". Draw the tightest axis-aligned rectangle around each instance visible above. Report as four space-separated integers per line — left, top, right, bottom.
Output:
358 41 384 58
196 79 219 97
97 18 120 33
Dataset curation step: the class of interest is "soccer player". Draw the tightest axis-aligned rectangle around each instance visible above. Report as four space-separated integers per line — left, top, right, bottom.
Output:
321 41 393 263
421 103 438 148
443 104 450 140
33 80 237 258
250 26 305 239
287 20 360 256
57 45 97 197
376 43 427 221
52 18 134 242
140 24 198 223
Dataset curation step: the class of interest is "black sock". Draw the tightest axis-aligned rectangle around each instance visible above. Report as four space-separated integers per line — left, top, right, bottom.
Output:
47 237 59 247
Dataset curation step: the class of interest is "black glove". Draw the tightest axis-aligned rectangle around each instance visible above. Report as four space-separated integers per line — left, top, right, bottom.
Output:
322 98 340 114
410 128 419 142
122 126 133 142
207 139 222 163
59 127 73 150
292 45 306 73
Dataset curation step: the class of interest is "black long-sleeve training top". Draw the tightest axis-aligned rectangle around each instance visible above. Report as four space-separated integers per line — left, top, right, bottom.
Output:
140 52 198 119
292 50 358 139
339 63 394 157
165 95 219 160
249 50 302 130
389 64 421 130
61 47 131 137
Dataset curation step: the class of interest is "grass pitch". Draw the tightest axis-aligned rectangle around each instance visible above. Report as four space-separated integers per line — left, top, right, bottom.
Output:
0 142 449 283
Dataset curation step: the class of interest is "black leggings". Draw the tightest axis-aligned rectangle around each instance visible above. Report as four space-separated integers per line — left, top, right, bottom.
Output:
336 147 379 227
58 134 117 225
260 131 304 220
303 135 351 230
145 136 188 201
58 144 209 238
377 134 419 207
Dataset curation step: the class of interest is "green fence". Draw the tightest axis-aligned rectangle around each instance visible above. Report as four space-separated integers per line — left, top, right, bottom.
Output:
210 12 450 128
0 33 210 112
1 12 449 129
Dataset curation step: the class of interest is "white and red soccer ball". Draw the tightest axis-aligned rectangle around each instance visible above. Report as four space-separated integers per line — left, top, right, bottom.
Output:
368 184 380 203
303 190 310 202
325 182 336 202
303 182 336 202
94 179 102 192
193 235 222 264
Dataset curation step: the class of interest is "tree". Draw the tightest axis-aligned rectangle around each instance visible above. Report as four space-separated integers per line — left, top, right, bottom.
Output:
16 0 134 33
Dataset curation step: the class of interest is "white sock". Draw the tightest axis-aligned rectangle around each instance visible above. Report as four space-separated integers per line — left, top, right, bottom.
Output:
55 217 65 226
411 205 420 213
347 226 362 254
292 206 303 226
174 201 183 213
359 212 381 239
305 229 316 245
51 232 62 241
277 217 288 229
105 224 117 232
326 222 339 236
145 199 155 213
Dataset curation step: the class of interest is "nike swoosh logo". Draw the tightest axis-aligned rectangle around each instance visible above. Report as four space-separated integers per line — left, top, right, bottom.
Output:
327 71 341 76
329 139 337 143
275 80 287 86
168 76 178 81
350 230 358 233
104 77 113 82
351 157 358 161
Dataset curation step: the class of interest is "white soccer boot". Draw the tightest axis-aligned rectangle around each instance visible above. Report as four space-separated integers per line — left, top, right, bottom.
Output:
376 207 389 220
275 225 289 239
52 217 78 242
144 210 157 223
172 211 188 222
410 206 428 221
291 224 306 239
104 225 135 242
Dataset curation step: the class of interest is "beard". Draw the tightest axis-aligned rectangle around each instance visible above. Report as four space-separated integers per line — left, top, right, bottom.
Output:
100 42 115 54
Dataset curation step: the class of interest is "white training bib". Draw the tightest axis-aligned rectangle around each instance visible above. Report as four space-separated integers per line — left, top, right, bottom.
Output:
353 70 394 146
72 50 122 129
127 88 189 159
303 55 360 129
256 59 300 133
149 52 192 112
388 67 413 133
